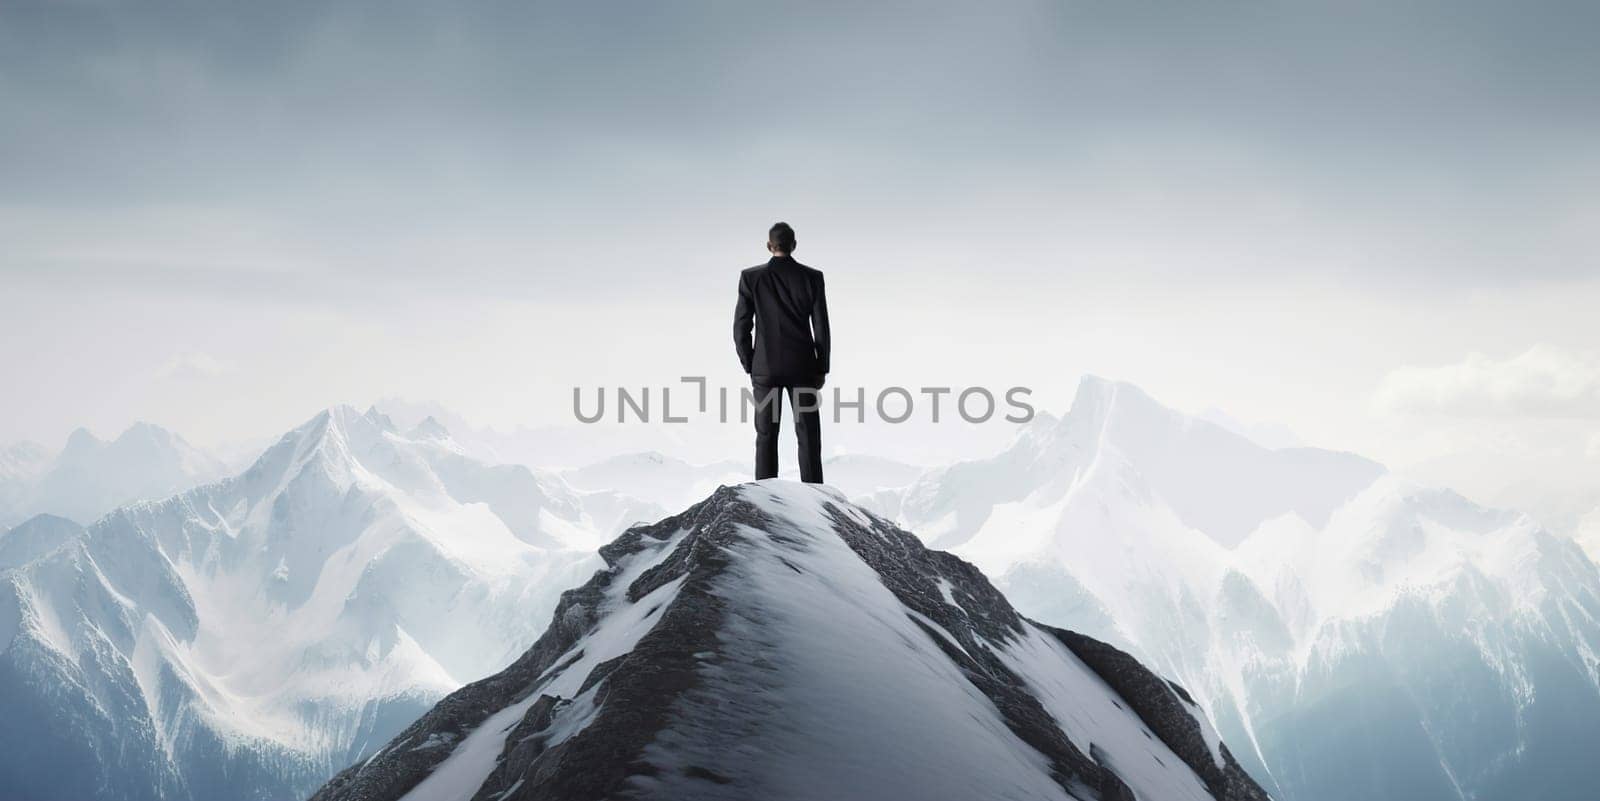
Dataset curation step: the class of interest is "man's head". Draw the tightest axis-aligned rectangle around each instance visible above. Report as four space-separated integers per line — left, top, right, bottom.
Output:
768 222 796 256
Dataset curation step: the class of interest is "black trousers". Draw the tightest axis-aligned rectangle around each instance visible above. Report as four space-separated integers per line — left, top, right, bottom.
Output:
751 377 824 483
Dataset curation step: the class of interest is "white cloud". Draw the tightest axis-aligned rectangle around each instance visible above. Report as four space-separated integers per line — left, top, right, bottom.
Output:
1374 345 1600 419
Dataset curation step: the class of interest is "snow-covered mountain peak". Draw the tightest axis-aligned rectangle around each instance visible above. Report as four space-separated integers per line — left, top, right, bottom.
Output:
0 513 83 570
408 416 452 442
893 379 1600 801
313 481 1268 801
0 408 624 801
245 405 442 491
1040 375 1213 456
1230 473 1584 634
362 405 400 433
235 407 368 496
906 375 1386 551
1063 374 1174 429
120 421 178 445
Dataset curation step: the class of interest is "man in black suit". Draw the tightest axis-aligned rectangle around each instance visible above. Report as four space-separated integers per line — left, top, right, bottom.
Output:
733 222 830 483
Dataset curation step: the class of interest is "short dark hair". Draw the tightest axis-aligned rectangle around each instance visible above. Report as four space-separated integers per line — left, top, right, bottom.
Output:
768 222 796 253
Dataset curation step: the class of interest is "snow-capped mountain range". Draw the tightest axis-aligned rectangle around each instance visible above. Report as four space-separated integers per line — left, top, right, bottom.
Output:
559 450 924 512
313 482 1269 801
0 423 229 529
891 377 1600 801
6 380 1600 800
0 408 631 801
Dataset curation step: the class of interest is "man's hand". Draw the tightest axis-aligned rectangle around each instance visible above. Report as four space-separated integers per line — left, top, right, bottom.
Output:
733 272 755 373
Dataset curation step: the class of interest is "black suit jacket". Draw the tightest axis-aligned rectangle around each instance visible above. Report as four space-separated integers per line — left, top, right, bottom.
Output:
733 256 830 382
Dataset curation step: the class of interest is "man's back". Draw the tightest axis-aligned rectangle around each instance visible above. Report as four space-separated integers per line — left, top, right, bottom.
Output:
734 255 830 382
733 222 830 484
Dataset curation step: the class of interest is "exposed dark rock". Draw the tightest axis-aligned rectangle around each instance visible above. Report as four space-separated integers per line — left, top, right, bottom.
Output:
1054 629 1272 801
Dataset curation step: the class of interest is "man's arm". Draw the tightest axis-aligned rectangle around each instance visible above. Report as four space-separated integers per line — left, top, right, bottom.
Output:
812 272 830 375
733 272 755 374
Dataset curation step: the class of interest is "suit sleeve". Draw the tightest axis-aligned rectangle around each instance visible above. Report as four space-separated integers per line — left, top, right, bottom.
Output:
812 272 831 375
733 272 755 374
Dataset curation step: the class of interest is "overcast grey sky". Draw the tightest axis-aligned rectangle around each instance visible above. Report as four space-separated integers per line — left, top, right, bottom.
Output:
3 0 1598 509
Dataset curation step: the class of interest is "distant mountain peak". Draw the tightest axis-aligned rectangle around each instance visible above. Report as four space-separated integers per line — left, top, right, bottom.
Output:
240 406 384 488
902 376 1390 557
894 380 1600 801
408 415 452 441
61 426 104 454
119 420 174 441
1072 372 1131 397
302 405 396 441
363 405 399 433
0 513 85 569
5 420 228 527
1 405 610 801
1065 374 1183 433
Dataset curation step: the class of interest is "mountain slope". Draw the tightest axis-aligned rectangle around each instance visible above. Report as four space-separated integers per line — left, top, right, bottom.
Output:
896 376 1600 801
313 482 1268 801
0 441 52 529
0 408 619 801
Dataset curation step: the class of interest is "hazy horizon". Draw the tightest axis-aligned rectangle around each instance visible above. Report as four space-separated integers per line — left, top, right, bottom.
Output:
5 0 1598 518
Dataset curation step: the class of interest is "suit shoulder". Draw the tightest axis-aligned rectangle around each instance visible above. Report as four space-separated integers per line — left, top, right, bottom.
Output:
740 264 769 278
794 261 824 279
